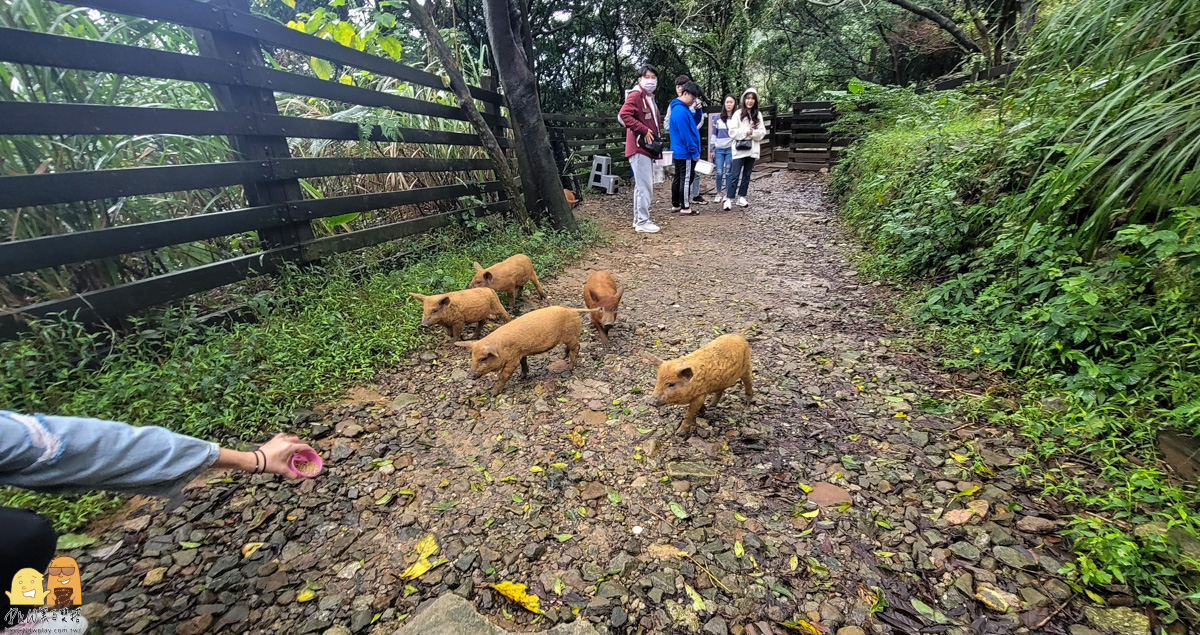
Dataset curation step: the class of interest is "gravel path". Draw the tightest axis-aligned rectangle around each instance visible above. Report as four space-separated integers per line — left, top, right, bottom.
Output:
71 172 1093 635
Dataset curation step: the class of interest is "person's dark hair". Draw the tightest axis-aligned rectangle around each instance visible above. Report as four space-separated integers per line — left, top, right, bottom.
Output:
637 64 658 79
675 75 691 86
681 81 701 97
720 93 737 123
738 90 760 126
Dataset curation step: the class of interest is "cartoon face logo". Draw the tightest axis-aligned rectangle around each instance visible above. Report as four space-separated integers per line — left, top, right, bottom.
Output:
5 568 48 605
46 557 82 606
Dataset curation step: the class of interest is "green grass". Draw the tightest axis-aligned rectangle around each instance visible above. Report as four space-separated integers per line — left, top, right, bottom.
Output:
1 219 600 531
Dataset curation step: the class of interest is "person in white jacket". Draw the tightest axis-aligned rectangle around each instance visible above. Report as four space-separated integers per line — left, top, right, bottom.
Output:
723 87 767 210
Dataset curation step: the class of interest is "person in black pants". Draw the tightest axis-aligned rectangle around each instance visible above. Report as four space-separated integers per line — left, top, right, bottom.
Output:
0 508 57 630
667 82 703 215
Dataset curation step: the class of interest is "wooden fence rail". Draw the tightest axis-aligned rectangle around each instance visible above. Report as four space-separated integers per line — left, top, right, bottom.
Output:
0 0 512 340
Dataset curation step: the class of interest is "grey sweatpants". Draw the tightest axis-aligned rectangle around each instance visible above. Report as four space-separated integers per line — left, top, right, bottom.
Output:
630 153 654 228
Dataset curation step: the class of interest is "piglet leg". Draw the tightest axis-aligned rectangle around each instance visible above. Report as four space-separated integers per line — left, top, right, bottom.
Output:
492 361 520 396
450 322 463 341
531 274 547 299
677 397 705 436
741 371 754 401
708 389 726 410
473 321 486 339
520 356 530 377
566 339 580 368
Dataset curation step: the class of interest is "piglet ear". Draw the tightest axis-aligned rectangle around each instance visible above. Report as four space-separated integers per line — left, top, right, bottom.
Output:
587 288 601 304
453 341 475 349
640 351 664 366
473 262 484 273
483 271 494 281
679 366 694 379
409 292 427 301
614 286 625 302
438 296 451 306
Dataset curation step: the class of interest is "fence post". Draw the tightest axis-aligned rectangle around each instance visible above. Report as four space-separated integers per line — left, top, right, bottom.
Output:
479 72 516 218
192 0 314 254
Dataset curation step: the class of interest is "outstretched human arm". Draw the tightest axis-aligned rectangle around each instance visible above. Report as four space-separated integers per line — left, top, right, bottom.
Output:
0 411 316 498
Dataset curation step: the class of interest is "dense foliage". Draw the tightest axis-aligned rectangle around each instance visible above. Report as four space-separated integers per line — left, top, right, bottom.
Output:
832 0 1200 619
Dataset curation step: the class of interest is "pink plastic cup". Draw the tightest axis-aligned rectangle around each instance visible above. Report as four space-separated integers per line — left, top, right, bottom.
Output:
289 449 323 478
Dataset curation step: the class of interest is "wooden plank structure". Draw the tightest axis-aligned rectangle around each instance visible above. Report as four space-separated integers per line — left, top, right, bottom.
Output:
543 113 627 191
0 0 512 340
786 101 837 172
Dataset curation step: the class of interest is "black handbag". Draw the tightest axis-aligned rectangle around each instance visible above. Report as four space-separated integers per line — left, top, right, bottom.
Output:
735 138 753 151
638 132 664 157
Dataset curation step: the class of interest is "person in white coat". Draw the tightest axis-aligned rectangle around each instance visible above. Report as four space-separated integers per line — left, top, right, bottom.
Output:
723 87 767 210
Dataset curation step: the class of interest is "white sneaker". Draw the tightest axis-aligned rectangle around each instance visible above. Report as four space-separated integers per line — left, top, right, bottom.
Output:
723 199 732 211
635 222 660 233
714 194 725 203
736 197 749 207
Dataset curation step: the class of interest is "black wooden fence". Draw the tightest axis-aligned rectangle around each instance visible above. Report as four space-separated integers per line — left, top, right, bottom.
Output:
0 0 513 340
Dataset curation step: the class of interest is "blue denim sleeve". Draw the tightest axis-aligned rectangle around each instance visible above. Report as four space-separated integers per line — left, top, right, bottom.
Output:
0 411 220 497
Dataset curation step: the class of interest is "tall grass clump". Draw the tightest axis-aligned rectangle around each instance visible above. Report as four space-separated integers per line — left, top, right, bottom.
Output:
832 0 1200 622
1 220 599 531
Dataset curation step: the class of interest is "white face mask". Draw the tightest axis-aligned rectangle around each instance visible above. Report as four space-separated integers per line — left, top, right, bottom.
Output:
640 78 658 92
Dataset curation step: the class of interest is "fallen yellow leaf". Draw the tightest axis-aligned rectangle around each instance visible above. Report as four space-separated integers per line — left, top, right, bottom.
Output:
241 542 265 558
685 583 706 611
415 534 439 559
296 589 315 602
491 581 542 614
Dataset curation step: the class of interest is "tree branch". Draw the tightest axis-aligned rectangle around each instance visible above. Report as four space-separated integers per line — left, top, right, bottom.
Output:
406 0 529 226
878 0 981 52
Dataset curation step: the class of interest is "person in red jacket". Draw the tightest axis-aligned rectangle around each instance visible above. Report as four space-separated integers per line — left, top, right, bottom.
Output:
618 64 662 233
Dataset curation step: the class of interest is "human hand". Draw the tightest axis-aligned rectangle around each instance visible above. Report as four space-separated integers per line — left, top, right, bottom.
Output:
644 131 654 144
258 433 317 478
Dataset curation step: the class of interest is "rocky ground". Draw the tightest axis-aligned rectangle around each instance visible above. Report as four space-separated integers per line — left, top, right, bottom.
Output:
67 171 1147 635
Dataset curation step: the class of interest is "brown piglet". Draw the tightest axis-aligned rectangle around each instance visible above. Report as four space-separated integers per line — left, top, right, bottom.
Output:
644 334 754 436
582 271 624 345
454 306 597 396
468 254 546 310
410 288 511 341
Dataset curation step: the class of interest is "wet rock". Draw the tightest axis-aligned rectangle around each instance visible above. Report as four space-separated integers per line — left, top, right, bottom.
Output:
666 600 702 631
975 585 1021 613
1016 516 1058 534
580 481 607 500
176 614 213 635
524 543 547 561
949 542 980 561
993 545 1038 570
611 606 628 628
1019 587 1050 608
666 462 718 480
142 567 167 586
1083 607 1150 635
703 617 729 635
608 552 636 576
806 482 851 507
907 431 929 448
598 581 628 599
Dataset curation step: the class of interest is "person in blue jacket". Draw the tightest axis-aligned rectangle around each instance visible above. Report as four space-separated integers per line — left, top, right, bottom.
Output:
668 81 703 215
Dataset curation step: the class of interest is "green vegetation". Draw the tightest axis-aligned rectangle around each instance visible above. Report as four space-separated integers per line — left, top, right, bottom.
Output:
1 220 599 531
832 0 1200 620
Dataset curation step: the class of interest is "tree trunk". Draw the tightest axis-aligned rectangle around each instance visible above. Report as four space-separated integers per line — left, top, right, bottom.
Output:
407 0 530 226
880 0 982 53
483 0 578 232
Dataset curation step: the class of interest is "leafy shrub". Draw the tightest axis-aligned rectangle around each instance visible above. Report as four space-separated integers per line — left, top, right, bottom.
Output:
830 0 1200 618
